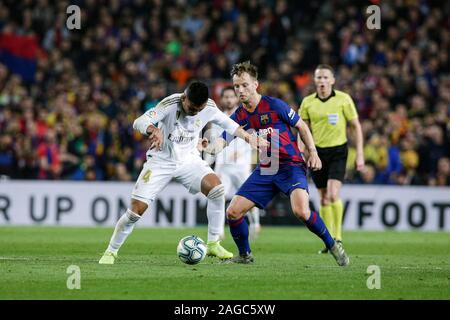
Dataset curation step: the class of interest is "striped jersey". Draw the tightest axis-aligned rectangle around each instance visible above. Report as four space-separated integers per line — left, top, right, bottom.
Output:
225 95 304 166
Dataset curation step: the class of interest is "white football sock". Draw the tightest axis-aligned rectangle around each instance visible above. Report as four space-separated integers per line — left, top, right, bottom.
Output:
250 207 260 227
206 195 225 242
106 209 141 254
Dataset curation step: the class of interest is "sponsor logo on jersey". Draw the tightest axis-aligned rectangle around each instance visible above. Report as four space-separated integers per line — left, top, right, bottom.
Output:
168 133 196 144
258 127 273 136
247 127 274 137
168 125 196 144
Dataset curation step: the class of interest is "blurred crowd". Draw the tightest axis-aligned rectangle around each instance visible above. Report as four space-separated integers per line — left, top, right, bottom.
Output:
0 0 449 185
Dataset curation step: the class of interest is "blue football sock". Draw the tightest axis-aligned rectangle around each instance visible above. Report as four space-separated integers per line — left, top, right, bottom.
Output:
305 211 335 249
228 217 251 255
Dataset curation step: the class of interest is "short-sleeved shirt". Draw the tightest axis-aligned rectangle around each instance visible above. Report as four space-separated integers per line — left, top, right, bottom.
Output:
299 90 358 148
224 95 304 166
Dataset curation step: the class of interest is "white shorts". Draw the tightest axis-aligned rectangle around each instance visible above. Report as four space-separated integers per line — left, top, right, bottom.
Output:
216 166 251 199
131 156 214 205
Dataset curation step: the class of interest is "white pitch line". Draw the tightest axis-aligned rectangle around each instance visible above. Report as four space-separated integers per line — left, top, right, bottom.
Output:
0 257 33 261
399 266 446 270
0 257 78 262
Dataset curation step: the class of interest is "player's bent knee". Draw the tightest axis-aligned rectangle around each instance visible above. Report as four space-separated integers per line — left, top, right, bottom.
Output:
327 183 341 203
329 193 340 203
293 209 310 221
130 198 148 216
226 206 243 220
207 184 225 200
320 193 331 206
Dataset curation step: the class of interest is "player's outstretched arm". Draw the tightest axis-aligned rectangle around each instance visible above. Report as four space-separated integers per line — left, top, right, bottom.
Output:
203 137 227 155
295 119 322 171
233 126 270 150
208 96 269 150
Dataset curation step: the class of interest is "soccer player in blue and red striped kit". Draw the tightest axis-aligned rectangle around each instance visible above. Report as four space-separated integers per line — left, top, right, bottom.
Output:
204 61 349 266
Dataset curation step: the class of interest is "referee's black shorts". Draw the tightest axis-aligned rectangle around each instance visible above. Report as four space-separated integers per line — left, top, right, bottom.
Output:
311 143 348 189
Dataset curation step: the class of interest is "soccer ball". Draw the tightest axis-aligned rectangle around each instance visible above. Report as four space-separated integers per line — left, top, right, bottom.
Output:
177 235 207 265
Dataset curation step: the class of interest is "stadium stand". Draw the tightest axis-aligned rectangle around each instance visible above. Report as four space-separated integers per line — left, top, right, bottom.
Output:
0 0 448 185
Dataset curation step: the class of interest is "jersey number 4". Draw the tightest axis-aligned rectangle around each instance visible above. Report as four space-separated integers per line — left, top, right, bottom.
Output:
142 170 152 183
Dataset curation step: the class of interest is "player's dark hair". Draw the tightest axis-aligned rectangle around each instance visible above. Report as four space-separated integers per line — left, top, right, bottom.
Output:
230 61 258 79
315 64 334 75
186 81 209 106
220 85 236 97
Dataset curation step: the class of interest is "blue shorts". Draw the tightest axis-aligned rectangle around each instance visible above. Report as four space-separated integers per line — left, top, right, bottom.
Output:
236 164 309 209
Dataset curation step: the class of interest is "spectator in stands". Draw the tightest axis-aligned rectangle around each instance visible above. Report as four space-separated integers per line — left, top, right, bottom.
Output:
431 157 450 186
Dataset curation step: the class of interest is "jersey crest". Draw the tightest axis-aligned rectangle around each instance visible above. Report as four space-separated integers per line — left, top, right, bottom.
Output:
260 114 270 125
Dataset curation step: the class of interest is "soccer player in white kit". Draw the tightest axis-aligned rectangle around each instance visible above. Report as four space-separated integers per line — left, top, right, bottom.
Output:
99 82 268 264
206 86 261 240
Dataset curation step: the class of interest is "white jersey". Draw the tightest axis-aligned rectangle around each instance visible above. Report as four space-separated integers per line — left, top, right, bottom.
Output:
133 93 239 163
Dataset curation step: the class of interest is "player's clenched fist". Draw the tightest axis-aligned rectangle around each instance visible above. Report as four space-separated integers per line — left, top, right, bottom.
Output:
146 125 163 150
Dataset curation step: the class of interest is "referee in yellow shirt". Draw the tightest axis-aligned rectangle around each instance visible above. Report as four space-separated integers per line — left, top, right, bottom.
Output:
299 64 365 254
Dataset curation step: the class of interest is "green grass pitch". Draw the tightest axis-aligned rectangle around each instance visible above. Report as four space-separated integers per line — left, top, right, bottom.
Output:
0 226 448 300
